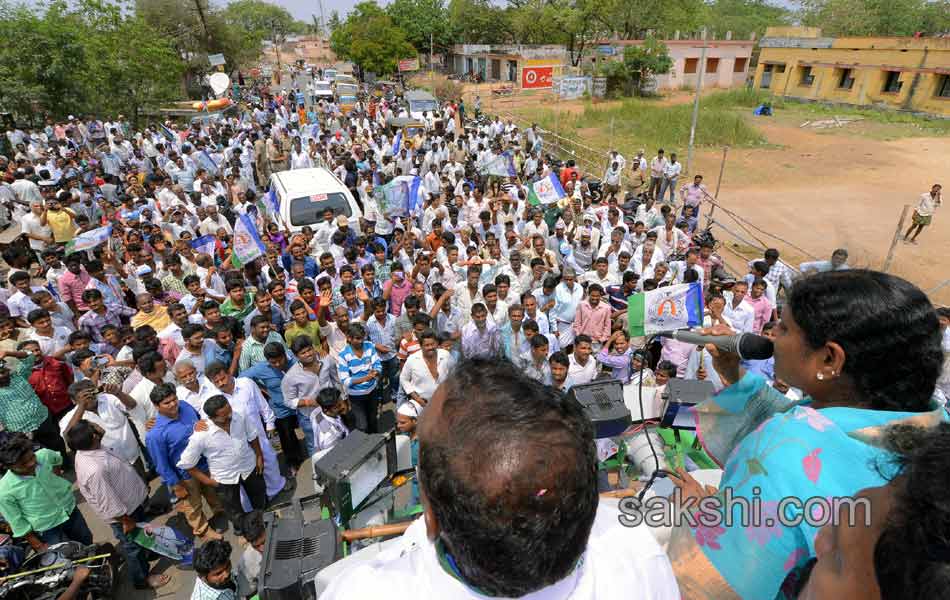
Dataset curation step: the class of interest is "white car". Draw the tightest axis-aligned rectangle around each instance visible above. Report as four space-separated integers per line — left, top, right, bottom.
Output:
311 80 334 100
269 167 362 234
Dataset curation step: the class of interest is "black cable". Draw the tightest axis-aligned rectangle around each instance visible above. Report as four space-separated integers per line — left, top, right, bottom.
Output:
634 333 679 502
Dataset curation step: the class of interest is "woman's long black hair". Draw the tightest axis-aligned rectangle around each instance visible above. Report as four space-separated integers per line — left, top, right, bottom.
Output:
786 269 942 412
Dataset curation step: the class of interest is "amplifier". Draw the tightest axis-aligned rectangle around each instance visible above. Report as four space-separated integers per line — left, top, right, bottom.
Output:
567 378 631 439
312 429 397 526
259 497 339 600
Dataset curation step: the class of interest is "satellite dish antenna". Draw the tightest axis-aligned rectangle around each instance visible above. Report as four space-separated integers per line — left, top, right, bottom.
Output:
209 72 230 97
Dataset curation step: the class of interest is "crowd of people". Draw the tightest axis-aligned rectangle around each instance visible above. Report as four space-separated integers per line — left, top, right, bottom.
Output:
0 81 945 600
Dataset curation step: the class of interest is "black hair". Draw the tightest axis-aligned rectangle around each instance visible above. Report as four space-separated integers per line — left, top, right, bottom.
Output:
263 341 285 360
250 314 270 329
655 360 676 377
194 539 232 577
150 382 177 405
26 309 49 324
317 387 343 410
574 334 592 346
182 323 205 339
70 349 95 367
9 271 30 285
65 420 98 452
529 334 549 350
418 328 438 344
136 351 164 377
419 358 597 597
290 335 313 355
346 322 366 338
0 433 33 469
873 422 950 597
786 270 941 412
202 394 229 419
411 313 431 328
204 361 228 380
243 510 265 543
549 351 569 368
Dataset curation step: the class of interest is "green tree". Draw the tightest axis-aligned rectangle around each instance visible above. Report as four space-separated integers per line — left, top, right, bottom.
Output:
386 0 453 54
330 2 416 75
593 36 672 96
0 1 87 118
447 0 511 44
0 0 183 121
221 0 307 41
704 0 791 40
79 0 183 125
799 0 950 36
623 36 673 95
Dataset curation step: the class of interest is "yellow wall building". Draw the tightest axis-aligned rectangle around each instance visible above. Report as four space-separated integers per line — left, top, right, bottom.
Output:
753 27 950 116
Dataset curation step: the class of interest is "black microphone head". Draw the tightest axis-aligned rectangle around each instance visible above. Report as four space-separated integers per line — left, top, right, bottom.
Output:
737 333 774 360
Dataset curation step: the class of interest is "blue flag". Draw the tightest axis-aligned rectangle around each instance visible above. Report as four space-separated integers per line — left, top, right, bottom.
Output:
373 175 423 219
266 188 280 213
392 131 402 155
190 234 216 257
159 123 178 143
232 214 266 268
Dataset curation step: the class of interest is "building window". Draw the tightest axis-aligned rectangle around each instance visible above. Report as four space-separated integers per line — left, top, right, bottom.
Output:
882 70 902 93
734 57 747 73
800 66 815 86
684 58 698 74
706 58 719 73
837 68 855 90
937 74 950 98
761 64 772 89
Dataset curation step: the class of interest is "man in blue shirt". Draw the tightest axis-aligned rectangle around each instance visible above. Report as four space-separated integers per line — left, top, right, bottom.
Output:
240 343 306 476
280 242 318 278
145 382 224 541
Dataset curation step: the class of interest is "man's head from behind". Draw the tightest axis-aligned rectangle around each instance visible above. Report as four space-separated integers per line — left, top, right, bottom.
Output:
417 358 598 597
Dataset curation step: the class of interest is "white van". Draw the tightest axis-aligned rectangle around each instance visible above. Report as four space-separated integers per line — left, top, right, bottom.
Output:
269 167 362 234
312 80 334 100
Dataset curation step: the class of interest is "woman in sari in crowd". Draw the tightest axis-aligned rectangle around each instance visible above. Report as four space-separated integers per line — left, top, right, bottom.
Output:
667 269 944 599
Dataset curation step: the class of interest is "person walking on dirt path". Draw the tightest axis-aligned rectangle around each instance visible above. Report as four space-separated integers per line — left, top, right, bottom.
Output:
904 184 942 244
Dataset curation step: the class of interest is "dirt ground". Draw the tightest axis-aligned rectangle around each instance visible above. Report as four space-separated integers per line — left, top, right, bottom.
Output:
459 81 950 304
689 120 950 304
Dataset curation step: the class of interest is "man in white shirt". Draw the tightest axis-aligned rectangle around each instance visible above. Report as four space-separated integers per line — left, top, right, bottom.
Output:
198 205 233 237
904 183 942 244
400 329 455 405
723 280 756 333
177 394 266 534
202 362 286 499
321 360 678 600
659 152 681 204
648 149 668 200
20 199 52 259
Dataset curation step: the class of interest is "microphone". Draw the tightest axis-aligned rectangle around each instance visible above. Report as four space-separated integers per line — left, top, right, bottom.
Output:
658 329 774 360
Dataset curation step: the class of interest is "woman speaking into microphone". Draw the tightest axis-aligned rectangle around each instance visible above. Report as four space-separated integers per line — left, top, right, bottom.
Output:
665 269 944 599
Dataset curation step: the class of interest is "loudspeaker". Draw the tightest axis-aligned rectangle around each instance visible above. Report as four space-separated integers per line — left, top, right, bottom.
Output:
567 378 632 439
259 497 340 600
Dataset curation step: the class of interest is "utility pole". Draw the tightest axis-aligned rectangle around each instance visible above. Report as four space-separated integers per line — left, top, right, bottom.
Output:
430 32 434 87
686 27 707 177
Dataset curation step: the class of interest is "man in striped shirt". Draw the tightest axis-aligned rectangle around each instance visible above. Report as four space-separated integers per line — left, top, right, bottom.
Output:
336 323 383 433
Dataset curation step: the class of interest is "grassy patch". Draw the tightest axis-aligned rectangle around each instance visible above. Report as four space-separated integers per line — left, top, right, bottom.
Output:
506 94 767 171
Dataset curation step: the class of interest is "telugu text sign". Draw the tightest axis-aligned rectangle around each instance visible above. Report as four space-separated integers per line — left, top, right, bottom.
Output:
521 66 553 89
398 57 420 72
